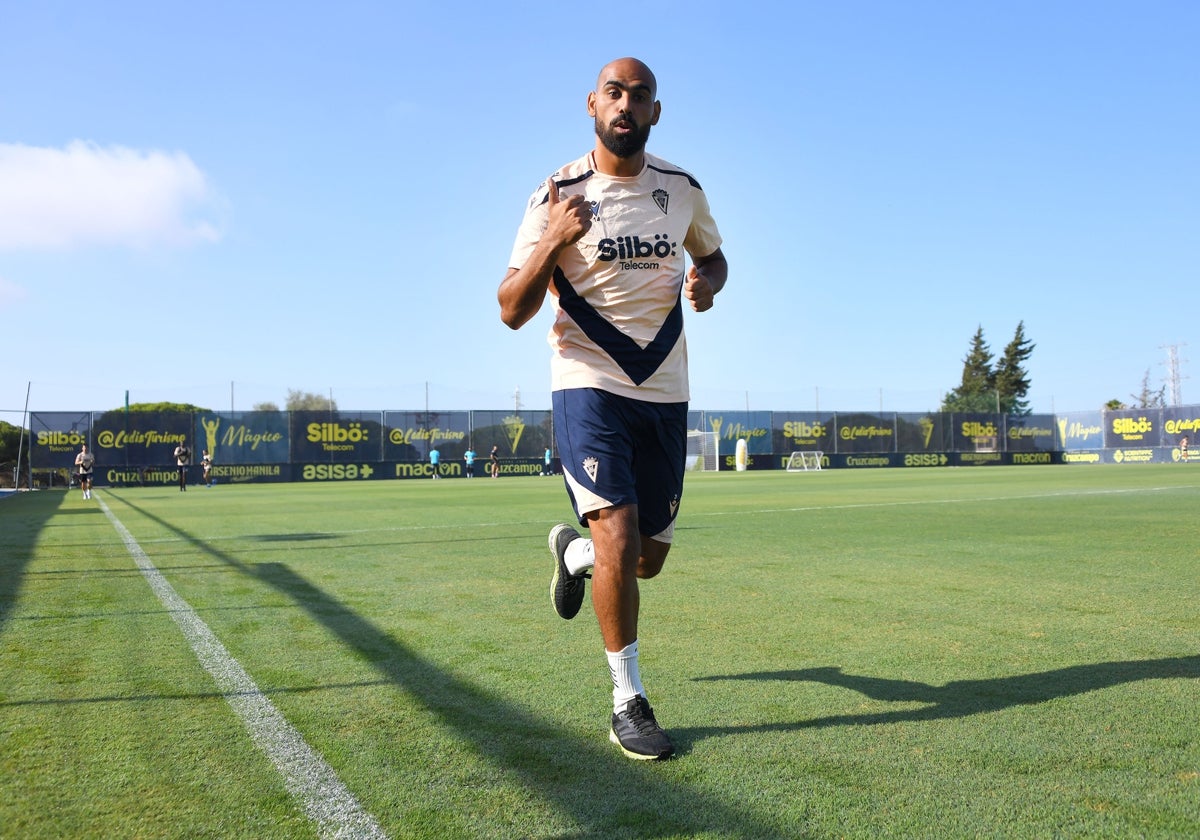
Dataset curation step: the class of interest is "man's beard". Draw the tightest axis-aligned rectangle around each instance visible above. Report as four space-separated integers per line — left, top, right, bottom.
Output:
595 115 652 159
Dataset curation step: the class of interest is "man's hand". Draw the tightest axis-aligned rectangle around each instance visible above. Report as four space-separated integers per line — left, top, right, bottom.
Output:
498 176 594 330
684 264 716 312
545 177 592 248
683 248 727 313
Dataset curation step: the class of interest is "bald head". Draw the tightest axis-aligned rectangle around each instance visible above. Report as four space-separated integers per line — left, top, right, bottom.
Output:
596 57 657 99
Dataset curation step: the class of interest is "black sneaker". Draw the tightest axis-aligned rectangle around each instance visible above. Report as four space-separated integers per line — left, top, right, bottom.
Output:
548 523 588 620
609 695 675 760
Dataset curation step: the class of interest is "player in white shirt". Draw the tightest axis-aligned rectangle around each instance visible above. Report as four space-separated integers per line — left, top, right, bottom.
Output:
74 443 95 499
500 57 728 760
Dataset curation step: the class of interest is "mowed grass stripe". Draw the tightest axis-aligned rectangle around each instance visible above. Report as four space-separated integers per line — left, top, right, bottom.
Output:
122 478 1200 544
3 466 1197 838
96 496 387 840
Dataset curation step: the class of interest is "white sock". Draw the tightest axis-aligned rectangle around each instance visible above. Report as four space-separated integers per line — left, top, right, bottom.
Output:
607 640 645 710
564 537 594 575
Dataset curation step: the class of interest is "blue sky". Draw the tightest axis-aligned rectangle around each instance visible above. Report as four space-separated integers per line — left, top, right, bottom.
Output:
1 1 1196 419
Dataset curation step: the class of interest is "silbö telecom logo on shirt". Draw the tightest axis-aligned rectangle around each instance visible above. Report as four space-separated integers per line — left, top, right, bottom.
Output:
596 234 676 263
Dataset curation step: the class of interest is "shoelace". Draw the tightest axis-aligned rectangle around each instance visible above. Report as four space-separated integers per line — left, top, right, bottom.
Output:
626 701 661 735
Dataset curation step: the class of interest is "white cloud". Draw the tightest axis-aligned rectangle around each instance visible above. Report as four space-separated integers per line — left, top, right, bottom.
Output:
0 141 224 250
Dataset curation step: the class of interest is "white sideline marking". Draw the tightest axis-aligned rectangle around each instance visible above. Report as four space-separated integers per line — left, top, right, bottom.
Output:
696 484 1196 518
97 497 387 840
127 484 1200 546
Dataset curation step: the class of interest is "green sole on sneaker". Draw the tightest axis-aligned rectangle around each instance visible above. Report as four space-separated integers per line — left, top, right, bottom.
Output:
548 524 587 620
610 695 675 760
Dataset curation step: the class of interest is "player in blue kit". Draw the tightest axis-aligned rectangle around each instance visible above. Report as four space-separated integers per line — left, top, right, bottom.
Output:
499 57 728 760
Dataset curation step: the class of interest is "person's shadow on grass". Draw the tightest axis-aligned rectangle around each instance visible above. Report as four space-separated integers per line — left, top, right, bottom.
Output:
684 656 1200 736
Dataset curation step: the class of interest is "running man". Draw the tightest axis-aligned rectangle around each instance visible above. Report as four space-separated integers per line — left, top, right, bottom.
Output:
74 443 95 499
499 57 728 760
174 440 191 491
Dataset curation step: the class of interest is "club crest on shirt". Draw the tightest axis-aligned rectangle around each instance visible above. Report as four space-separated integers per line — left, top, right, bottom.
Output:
589 200 601 220
652 188 669 215
582 456 599 483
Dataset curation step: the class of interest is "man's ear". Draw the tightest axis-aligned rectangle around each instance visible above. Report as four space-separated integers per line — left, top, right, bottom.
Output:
587 91 597 117
651 100 661 125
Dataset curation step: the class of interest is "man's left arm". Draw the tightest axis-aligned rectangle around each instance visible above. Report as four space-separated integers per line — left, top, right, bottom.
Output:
683 247 727 313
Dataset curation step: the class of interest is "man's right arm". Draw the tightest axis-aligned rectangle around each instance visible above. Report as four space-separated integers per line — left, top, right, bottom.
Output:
498 244 564 331
498 178 592 330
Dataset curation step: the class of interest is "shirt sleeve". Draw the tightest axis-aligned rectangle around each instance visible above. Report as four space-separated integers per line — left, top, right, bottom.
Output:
683 187 722 259
507 182 551 270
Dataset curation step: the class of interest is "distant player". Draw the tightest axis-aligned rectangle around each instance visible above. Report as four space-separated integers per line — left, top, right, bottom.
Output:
201 449 214 486
1181 435 1189 462
174 440 191 491
499 58 727 760
429 447 441 479
464 447 476 478
74 443 95 500
489 445 499 479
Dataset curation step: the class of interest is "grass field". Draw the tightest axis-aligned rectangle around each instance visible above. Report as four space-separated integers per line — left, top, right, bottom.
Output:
2 466 1198 839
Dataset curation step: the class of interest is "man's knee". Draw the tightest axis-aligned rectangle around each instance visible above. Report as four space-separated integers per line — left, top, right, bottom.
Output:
588 507 672 578
638 538 670 579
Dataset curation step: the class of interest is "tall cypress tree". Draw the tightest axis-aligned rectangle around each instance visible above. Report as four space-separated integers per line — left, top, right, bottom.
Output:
941 323 1037 415
940 326 998 412
994 321 1035 415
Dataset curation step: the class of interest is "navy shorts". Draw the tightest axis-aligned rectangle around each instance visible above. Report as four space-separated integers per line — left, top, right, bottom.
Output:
552 388 686 542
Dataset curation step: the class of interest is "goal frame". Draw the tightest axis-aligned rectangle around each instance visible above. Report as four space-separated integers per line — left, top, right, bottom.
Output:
687 430 720 471
785 451 824 472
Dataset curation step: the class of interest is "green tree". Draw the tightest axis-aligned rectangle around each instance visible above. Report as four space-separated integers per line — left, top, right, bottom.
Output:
0 420 26 467
121 402 212 413
286 390 337 412
941 323 1038 415
252 401 280 412
940 326 998 413
994 321 1035 415
92 402 212 429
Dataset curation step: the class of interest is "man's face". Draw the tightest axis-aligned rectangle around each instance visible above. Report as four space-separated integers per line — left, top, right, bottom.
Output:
589 64 659 159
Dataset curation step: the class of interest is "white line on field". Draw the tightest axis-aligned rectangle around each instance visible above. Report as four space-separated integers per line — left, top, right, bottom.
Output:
701 484 1195 517
130 483 1198 544
97 496 388 840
